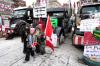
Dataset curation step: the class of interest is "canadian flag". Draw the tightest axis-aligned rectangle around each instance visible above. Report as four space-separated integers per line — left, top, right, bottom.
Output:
45 16 54 51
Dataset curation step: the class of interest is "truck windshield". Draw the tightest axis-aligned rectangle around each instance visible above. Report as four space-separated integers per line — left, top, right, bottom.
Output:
81 5 100 14
53 13 64 16
13 10 26 17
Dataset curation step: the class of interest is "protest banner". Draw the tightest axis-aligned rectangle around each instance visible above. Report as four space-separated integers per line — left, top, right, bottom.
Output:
1 15 10 29
84 45 100 62
80 19 100 32
33 0 47 18
83 19 100 62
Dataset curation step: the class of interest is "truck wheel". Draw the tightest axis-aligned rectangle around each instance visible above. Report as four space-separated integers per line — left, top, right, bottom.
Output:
5 33 10 40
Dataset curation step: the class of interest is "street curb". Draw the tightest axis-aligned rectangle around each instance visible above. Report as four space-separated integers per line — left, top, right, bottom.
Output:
82 56 100 66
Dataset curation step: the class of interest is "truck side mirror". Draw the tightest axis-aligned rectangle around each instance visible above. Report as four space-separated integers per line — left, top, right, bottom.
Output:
27 11 30 16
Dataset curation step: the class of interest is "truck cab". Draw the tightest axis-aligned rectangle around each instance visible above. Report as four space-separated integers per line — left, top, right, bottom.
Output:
72 3 100 46
47 8 69 26
10 7 33 28
6 7 70 39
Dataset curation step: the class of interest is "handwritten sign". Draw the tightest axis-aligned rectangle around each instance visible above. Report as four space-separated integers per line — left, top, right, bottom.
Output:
2 15 10 28
80 19 100 32
3 19 10 28
33 1 47 18
84 45 100 62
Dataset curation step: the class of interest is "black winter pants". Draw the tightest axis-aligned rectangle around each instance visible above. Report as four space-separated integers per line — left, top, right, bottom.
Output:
23 41 27 53
59 28 65 38
25 47 35 61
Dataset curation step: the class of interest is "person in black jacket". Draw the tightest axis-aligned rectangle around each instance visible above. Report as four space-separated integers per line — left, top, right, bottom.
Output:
58 11 69 44
58 19 66 38
23 26 35 63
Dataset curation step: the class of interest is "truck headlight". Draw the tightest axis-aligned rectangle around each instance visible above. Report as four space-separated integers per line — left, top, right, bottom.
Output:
11 24 16 28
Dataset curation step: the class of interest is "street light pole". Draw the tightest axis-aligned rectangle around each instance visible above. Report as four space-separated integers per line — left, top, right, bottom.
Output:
69 0 72 16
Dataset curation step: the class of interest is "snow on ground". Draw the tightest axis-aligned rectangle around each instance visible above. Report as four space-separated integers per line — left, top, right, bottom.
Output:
0 37 88 66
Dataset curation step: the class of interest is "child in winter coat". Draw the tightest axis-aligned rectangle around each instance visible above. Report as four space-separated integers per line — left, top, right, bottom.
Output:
24 27 35 63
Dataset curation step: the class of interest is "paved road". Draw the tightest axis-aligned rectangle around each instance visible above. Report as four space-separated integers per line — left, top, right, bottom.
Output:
0 37 88 66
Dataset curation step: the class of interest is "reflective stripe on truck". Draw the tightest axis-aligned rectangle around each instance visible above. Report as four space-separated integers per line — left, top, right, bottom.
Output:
74 35 84 45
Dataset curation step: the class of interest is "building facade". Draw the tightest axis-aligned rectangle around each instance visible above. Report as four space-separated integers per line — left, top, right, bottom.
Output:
35 0 62 8
0 0 13 15
12 0 26 8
